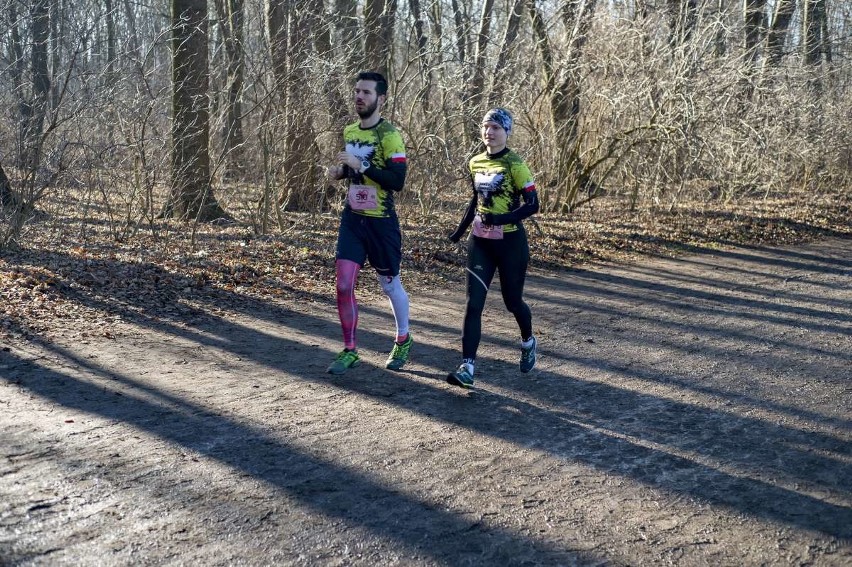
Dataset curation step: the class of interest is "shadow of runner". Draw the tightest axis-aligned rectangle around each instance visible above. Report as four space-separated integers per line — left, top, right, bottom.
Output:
0 349 589 565
5 240 851 550
8 330 852 544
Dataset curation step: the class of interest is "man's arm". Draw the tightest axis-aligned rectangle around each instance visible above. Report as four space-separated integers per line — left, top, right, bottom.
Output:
363 160 406 192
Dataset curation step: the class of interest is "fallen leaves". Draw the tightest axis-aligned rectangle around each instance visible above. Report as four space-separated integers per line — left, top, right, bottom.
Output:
1 190 849 343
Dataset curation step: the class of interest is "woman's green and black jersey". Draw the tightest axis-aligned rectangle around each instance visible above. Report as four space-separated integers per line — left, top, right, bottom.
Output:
449 148 538 241
342 119 407 218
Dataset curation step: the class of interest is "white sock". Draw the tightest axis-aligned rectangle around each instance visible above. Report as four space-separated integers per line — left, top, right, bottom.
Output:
521 336 535 349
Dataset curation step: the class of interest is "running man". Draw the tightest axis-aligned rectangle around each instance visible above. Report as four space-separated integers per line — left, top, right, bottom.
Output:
446 108 539 388
326 71 412 375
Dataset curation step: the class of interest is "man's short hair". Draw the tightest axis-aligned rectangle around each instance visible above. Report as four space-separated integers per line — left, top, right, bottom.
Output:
356 71 388 96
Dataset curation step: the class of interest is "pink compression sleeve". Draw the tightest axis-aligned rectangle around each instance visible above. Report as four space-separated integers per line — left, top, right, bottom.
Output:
335 259 360 350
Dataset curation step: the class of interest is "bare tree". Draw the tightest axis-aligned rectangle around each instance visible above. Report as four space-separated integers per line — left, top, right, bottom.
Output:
743 0 767 63
488 0 524 106
167 0 226 221
408 0 433 111
460 0 494 142
668 0 698 48
529 0 599 211
364 0 397 77
803 0 829 65
18 0 51 171
765 0 795 66
214 0 245 179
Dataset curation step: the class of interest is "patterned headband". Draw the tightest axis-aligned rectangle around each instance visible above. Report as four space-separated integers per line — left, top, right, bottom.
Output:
482 108 513 135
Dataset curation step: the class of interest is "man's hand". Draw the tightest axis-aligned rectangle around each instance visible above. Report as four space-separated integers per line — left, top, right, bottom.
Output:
336 152 361 171
327 165 344 180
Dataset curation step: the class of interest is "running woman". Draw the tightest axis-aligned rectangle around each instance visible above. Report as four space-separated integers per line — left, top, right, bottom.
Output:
326 71 413 375
446 108 539 388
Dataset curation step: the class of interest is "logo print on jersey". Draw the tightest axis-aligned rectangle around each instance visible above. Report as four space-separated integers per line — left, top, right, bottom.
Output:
474 172 505 207
345 141 375 164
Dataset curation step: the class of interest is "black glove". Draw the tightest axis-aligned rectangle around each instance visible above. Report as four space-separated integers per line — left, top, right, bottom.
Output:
481 212 495 226
448 231 461 243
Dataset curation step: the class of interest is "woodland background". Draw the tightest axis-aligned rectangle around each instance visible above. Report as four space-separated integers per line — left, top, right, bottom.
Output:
1 4 850 562
0 0 850 328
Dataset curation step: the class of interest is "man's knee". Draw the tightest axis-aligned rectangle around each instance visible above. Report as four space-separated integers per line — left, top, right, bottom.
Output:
378 274 404 296
336 260 360 295
337 279 355 295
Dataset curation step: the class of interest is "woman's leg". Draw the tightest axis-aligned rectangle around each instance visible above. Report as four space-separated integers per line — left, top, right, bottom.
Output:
497 231 533 341
462 238 498 360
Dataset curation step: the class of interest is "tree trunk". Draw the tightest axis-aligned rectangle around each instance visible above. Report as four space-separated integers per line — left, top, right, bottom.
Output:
334 0 358 77
281 1 319 212
18 0 51 171
714 0 727 57
743 0 767 64
450 0 468 69
765 0 794 66
0 164 19 208
305 0 346 130
265 0 287 82
469 0 494 111
461 0 494 141
49 0 63 108
214 0 245 179
168 0 225 221
409 0 433 112
488 0 524 106
364 0 396 77
667 0 697 48
529 0 597 212
8 2 26 168
105 0 117 85
802 0 827 66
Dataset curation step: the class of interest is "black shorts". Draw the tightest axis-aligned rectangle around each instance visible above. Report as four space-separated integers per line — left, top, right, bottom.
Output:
335 208 402 277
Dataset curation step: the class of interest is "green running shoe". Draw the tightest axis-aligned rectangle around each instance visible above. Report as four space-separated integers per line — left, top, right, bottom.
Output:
327 349 360 375
385 334 413 370
520 336 537 373
446 364 474 389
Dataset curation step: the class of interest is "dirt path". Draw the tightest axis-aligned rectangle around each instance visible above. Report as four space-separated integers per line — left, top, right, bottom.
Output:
2 237 850 566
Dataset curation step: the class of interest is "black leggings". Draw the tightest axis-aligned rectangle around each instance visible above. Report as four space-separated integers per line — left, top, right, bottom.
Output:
462 229 532 360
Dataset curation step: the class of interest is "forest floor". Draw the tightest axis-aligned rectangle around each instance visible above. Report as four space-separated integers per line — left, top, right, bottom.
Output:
1 189 851 565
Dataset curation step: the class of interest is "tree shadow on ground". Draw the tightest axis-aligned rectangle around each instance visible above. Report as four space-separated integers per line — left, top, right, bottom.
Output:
4 238 851 559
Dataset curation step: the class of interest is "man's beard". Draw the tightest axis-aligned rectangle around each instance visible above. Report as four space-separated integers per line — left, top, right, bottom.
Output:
357 99 378 119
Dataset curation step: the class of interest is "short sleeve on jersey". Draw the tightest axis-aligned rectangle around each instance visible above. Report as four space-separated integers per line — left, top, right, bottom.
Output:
378 123 406 165
511 161 536 193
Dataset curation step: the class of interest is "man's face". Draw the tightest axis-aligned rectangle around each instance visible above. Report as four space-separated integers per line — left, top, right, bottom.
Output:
354 80 384 119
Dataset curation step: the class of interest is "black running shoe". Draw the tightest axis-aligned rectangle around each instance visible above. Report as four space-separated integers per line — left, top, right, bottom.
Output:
446 365 474 389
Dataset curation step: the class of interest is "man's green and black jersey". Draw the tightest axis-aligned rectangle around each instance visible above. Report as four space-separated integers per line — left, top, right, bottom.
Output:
342 119 407 218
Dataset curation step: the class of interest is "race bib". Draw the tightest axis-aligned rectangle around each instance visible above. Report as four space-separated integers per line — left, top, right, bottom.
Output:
472 215 503 239
348 184 378 211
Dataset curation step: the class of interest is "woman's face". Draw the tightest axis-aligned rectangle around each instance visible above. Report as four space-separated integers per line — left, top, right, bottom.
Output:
481 120 508 153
